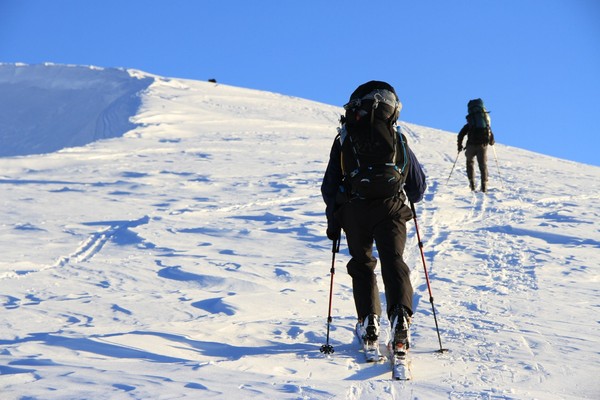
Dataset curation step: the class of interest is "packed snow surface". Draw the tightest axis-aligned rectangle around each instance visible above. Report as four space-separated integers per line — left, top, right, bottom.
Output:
0 64 598 399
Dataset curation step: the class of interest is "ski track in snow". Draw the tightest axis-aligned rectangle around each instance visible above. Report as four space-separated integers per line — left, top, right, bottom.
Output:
0 65 599 399
53 216 151 267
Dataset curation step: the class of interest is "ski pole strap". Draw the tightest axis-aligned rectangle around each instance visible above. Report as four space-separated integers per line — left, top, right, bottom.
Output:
410 201 417 223
332 237 340 254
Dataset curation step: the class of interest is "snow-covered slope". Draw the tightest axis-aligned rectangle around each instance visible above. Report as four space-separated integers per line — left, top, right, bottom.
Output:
0 64 598 399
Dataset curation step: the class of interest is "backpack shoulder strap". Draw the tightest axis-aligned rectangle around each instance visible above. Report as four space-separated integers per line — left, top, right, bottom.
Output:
395 126 408 173
338 124 351 176
337 125 348 146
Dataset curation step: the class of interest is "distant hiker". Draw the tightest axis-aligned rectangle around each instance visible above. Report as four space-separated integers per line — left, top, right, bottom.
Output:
457 98 495 192
321 81 427 357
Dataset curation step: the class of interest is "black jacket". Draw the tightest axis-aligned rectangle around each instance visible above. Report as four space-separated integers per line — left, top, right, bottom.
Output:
457 123 495 147
321 130 427 223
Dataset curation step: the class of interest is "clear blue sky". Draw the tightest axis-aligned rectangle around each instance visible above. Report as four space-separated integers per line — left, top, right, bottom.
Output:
2 0 599 166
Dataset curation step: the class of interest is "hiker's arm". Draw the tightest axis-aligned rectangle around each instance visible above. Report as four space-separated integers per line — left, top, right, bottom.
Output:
321 137 343 234
404 146 427 203
457 124 468 150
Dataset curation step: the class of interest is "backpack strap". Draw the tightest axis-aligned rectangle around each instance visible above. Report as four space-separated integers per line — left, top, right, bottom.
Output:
337 125 354 176
338 125 347 145
396 129 408 173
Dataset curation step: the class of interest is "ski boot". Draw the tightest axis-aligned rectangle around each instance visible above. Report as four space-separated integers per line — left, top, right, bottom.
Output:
389 305 411 353
358 314 380 342
356 314 382 362
481 179 488 193
469 179 476 191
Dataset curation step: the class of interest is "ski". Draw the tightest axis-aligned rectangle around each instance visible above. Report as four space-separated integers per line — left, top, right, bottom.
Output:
354 319 413 380
355 323 386 363
388 342 412 380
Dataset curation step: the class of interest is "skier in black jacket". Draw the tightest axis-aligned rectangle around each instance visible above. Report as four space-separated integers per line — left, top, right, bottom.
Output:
321 82 426 351
457 99 495 192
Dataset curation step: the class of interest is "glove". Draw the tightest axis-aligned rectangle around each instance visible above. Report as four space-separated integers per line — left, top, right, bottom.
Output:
326 219 341 241
457 144 463 152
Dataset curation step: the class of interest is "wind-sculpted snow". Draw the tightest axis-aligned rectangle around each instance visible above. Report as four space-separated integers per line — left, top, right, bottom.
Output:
0 64 599 399
0 63 154 156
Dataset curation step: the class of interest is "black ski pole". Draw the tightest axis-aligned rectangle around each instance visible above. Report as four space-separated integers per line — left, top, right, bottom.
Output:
320 236 340 355
410 201 449 354
446 150 461 185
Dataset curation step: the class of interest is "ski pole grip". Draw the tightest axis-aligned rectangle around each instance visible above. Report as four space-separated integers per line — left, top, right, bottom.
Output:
332 236 340 254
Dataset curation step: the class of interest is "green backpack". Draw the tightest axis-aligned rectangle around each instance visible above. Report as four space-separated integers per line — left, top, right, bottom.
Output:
466 98 491 143
467 98 490 130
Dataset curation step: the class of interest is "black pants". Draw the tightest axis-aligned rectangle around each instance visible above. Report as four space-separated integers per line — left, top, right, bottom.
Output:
338 196 414 320
465 144 489 185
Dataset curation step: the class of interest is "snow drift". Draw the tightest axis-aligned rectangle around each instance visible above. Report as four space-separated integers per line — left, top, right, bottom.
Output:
0 63 153 157
0 63 598 399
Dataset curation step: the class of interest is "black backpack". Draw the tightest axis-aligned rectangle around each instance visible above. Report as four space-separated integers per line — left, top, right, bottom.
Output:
466 98 491 143
339 81 408 199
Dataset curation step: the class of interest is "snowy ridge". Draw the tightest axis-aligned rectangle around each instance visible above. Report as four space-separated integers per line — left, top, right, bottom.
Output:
0 63 154 157
0 64 599 399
